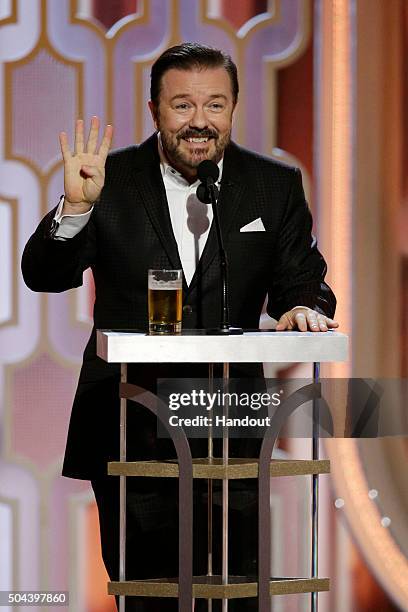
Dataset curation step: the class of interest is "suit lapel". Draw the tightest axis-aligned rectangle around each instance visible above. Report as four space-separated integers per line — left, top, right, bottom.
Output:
187 142 248 296
128 135 185 283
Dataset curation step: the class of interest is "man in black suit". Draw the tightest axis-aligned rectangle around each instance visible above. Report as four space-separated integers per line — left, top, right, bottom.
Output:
22 44 337 611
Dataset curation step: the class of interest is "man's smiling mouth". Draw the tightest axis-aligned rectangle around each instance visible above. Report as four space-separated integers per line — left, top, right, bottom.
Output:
184 137 210 143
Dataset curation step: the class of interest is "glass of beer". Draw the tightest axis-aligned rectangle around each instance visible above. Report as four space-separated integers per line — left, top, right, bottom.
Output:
148 269 182 334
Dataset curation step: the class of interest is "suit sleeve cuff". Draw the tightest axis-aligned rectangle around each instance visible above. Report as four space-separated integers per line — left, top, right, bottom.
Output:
52 196 94 240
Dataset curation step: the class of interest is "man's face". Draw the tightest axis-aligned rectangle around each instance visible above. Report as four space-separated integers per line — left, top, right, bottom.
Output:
148 67 236 180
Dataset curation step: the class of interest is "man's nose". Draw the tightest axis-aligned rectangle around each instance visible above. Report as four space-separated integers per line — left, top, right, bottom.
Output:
189 106 208 130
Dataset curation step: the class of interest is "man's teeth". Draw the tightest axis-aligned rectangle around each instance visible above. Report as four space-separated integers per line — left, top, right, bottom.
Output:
186 137 208 143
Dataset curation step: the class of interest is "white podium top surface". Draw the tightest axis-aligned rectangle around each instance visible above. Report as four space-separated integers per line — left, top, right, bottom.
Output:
96 330 348 364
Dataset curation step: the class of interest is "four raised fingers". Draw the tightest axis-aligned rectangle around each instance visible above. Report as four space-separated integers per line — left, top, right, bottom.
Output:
61 117 112 160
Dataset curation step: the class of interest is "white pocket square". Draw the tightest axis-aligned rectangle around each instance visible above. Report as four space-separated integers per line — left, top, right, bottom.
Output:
240 217 265 232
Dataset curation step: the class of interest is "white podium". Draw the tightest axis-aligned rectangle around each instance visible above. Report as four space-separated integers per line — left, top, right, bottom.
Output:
97 330 348 612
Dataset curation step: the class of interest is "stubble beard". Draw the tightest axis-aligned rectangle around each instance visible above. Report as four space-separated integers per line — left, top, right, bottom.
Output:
160 127 232 173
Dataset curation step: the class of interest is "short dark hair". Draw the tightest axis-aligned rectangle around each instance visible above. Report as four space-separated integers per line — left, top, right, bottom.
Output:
150 43 239 106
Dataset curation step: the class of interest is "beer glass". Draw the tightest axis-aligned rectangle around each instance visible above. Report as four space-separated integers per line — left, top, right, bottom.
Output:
148 269 182 334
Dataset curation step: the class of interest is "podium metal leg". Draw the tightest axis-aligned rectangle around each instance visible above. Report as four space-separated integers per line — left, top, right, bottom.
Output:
118 381 193 611
119 364 127 612
222 362 229 612
311 362 320 612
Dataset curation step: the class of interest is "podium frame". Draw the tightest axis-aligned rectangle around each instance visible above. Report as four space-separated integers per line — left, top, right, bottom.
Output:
97 330 348 612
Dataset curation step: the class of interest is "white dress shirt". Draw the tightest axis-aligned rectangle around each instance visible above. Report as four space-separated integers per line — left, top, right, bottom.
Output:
54 136 222 285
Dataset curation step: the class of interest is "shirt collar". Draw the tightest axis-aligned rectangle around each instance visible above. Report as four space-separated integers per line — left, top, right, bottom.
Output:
157 132 223 186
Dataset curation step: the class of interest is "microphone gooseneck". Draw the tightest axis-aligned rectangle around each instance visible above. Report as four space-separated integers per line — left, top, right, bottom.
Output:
196 161 242 335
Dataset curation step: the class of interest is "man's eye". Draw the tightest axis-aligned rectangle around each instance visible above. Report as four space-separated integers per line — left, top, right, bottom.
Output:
175 103 190 110
209 103 223 110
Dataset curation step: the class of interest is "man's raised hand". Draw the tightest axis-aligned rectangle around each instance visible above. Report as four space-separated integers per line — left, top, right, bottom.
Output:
59 117 113 214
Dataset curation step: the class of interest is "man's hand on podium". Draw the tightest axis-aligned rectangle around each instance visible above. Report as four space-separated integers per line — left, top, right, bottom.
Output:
276 306 339 332
59 116 113 215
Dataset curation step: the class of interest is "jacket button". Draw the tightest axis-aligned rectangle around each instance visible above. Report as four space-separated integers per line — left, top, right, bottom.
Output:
183 305 193 315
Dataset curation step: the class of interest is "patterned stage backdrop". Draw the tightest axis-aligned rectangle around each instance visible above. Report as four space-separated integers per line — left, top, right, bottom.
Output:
0 2 315 611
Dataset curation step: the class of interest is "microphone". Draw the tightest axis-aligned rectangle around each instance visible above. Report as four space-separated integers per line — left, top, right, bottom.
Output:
196 160 219 204
196 160 242 335
197 159 220 184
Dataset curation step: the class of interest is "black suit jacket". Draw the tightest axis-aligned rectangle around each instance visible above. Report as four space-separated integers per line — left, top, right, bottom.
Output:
22 134 336 479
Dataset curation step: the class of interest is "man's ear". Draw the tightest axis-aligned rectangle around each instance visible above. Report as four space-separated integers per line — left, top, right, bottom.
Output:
148 100 159 130
231 100 238 124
